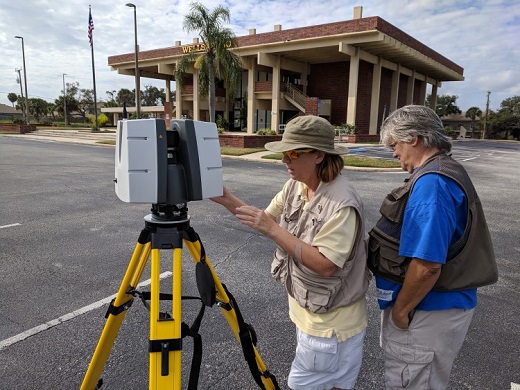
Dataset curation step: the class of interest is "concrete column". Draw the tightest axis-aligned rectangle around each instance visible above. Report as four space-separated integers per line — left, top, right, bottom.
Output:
271 55 281 132
164 79 172 127
301 71 308 95
175 62 183 119
247 57 256 134
418 79 427 105
406 70 415 104
430 83 438 110
165 79 171 104
346 48 360 126
224 99 229 123
175 88 182 119
369 58 382 135
193 69 200 120
390 64 400 112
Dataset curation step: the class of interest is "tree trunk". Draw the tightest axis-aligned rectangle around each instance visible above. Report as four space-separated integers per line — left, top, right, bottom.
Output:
208 59 216 123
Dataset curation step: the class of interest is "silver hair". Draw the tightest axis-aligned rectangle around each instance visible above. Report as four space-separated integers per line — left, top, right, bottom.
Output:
380 105 452 153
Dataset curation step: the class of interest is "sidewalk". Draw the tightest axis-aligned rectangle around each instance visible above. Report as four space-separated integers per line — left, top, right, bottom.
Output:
3 128 117 146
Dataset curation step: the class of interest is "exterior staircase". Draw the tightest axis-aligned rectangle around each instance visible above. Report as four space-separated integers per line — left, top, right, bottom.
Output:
281 83 331 116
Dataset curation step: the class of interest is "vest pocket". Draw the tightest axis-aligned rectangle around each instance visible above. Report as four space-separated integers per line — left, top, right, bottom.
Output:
380 185 410 223
378 246 408 280
271 248 288 284
291 273 334 314
368 230 409 282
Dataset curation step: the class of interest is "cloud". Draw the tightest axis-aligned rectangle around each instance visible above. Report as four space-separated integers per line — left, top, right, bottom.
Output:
1 0 519 111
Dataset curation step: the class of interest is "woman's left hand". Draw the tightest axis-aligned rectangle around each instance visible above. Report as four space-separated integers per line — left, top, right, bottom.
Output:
235 206 275 236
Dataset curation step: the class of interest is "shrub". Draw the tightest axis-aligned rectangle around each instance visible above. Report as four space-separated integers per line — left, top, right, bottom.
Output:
216 115 228 130
256 128 277 135
87 113 110 128
334 124 356 137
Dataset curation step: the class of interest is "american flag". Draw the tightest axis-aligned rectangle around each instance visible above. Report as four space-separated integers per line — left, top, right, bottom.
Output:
88 9 94 47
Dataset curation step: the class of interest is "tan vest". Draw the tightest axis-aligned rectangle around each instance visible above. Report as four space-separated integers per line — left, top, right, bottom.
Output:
368 153 498 291
271 176 371 313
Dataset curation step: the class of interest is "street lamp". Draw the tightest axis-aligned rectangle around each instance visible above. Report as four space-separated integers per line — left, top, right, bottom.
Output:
14 36 29 124
62 73 68 125
126 3 140 118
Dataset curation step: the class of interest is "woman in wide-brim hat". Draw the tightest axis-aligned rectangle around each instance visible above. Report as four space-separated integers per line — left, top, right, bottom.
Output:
211 115 370 390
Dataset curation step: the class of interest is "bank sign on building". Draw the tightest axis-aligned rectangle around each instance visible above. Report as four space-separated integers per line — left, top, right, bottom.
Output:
106 6 463 142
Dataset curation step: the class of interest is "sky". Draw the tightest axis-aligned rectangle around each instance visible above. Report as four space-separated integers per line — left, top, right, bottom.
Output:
1 0 519 112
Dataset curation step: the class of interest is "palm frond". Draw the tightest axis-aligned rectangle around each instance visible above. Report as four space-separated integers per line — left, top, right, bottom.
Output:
177 1 244 122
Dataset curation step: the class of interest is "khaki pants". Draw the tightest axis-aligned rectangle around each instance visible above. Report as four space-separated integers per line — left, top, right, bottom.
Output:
381 307 474 390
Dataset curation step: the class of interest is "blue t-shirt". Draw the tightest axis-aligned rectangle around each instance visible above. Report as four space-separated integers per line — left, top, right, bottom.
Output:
376 173 477 310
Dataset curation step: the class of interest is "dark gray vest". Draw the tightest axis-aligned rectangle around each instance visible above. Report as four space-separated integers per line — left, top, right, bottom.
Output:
368 153 498 291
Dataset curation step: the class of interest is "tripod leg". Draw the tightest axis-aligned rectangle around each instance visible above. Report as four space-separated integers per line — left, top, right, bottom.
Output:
184 239 278 390
149 247 182 390
81 234 152 390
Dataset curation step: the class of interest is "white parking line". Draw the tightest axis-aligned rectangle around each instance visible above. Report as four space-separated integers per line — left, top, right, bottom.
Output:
512 383 520 390
0 271 172 351
462 157 478 161
0 223 21 229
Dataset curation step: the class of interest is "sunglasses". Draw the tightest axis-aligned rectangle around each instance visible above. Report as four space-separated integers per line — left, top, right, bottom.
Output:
282 149 315 160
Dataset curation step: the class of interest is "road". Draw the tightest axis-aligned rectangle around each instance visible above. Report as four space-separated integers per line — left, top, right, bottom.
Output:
0 137 519 389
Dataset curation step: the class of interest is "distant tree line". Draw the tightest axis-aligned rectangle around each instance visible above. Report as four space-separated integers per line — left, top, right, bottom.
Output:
426 94 520 140
6 84 174 125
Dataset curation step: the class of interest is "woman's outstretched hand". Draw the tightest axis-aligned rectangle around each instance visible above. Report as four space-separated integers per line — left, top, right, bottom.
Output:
235 205 275 237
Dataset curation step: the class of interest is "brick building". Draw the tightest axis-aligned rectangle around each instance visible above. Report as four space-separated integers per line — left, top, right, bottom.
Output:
107 6 463 142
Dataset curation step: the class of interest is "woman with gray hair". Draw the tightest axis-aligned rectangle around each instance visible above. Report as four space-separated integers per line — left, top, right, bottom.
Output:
368 105 497 389
212 115 371 390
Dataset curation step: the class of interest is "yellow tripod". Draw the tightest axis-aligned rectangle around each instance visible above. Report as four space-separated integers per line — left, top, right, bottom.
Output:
81 204 279 390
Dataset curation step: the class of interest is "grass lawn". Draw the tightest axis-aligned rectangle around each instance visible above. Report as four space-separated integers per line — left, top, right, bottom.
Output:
86 144 400 168
220 147 265 156
261 152 401 168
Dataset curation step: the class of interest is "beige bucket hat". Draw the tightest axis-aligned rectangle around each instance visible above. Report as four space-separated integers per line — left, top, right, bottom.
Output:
264 115 348 155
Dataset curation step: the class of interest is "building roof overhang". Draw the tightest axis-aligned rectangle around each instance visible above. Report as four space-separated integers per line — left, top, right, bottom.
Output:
108 16 463 83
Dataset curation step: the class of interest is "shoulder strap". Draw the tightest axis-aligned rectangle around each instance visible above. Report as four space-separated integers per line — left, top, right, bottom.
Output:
222 284 280 390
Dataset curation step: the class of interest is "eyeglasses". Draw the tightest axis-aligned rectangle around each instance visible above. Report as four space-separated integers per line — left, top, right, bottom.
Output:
282 149 315 160
389 143 396 151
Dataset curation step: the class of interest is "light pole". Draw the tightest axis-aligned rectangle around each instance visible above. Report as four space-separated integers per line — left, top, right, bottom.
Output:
14 36 29 124
15 69 25 121
483 91 491 140
62 73 68 125
126 3 140 118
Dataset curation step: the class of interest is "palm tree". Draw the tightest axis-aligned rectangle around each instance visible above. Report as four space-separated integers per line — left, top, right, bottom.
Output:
465 106 482 138
175 2 243 123
8 93 18 107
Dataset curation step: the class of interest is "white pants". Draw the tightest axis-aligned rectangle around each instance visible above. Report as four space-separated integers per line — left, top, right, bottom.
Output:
381 307 474 390
288 328 366 390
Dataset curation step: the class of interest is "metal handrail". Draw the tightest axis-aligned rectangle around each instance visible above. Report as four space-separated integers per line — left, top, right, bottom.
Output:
281 83 307 109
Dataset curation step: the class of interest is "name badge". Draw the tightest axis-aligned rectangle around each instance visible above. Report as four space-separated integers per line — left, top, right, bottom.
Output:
377 288 394 302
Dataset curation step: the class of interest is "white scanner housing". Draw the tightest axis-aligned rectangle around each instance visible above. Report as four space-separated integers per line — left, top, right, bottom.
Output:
115 118 223 204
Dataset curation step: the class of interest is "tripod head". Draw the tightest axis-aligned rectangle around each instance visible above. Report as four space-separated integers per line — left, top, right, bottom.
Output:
147 203 189 223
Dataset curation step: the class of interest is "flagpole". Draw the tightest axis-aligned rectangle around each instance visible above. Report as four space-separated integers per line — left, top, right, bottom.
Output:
89 5 99 131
